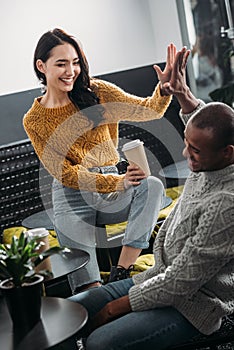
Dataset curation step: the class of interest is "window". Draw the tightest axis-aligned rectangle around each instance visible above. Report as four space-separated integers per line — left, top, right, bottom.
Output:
177 0 234 106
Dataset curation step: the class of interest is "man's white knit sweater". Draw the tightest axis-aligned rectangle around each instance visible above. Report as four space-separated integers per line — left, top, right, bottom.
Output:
129 120 234 335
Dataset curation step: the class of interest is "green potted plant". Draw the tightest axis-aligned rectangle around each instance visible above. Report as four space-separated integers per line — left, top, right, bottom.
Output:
0 230 68 332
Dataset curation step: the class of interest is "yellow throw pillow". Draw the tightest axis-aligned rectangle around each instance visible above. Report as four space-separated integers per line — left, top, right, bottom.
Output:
2 227 59 248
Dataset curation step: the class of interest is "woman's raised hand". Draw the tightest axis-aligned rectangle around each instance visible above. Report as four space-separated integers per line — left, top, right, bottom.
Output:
153 43 177 86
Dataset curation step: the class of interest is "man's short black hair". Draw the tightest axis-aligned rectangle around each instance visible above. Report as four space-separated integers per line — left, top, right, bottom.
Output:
191 102 234 149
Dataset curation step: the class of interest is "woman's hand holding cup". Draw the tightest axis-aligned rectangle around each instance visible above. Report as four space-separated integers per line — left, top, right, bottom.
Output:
124 163 146 189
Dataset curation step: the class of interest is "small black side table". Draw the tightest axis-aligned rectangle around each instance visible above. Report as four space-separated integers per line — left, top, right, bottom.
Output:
159 160 190 179
161 195 172 209
44 247 89 284
43 248 90 297
22 208 54 230
0 296 88 350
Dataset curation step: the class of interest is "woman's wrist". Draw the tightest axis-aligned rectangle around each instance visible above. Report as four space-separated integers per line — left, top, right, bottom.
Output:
159 82 170 96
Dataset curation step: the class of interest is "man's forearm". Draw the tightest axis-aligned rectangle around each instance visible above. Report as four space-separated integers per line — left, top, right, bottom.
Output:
174 86 201 114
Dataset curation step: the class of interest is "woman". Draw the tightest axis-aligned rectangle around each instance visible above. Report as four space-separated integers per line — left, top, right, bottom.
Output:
23 28 176 293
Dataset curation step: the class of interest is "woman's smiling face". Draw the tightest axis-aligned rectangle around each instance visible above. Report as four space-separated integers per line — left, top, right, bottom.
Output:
36 43 81 95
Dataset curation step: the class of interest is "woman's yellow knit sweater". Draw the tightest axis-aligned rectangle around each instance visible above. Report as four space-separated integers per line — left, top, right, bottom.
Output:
23 79 171 193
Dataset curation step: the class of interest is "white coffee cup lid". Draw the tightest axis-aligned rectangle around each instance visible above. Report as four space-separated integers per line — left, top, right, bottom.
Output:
122 139 144 152
27 228 49 238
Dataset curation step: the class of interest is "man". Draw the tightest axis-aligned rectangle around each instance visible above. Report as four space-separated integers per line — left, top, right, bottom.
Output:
69 47 234 350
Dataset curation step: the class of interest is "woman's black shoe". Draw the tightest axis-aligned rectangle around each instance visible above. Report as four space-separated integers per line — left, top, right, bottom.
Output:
108 265 134 282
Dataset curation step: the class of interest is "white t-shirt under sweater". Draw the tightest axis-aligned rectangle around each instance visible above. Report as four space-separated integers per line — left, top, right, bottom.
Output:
129 107 234 335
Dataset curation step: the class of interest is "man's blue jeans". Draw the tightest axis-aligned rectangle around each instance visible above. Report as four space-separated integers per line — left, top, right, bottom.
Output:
69 278 201 350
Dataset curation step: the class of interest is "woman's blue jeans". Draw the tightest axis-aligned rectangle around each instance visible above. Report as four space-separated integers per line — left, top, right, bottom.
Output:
69 278 201 350
52 176 164 292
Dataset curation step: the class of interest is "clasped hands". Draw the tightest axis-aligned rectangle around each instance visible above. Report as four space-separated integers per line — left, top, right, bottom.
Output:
89 295 131 332
154 43 190 97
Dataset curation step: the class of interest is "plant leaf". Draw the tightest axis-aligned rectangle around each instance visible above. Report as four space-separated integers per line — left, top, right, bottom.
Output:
0 261 11 279
0 230 69 286
209 83 234 107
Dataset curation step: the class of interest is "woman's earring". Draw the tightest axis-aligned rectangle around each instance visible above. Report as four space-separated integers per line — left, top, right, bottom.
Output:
40 83 46 94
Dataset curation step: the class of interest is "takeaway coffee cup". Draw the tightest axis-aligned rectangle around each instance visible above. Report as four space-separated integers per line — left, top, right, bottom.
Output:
26 228 51 272
122 139 151 176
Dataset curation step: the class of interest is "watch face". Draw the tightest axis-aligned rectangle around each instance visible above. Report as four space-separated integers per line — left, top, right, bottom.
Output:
116 160 129 174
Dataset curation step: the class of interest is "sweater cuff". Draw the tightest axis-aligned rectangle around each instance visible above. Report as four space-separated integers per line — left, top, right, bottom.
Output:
128 284 146 312
155 83 172 102
115 175 125 191
179 99 206 125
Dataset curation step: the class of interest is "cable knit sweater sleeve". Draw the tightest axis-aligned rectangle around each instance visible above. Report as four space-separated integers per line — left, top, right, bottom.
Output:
23 79 171 192
129 191 234 311
91 79 172 122
23 107 125 193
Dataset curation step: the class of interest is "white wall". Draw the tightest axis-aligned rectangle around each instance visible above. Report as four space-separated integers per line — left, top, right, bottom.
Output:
148 0 182 57
0 0 182 95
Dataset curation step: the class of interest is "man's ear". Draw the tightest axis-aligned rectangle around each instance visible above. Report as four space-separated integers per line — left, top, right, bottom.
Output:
36 59 46 73
223 145 234 160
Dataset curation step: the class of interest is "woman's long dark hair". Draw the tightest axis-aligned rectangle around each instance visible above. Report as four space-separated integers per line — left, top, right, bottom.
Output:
33 28 104 126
